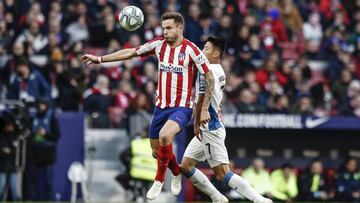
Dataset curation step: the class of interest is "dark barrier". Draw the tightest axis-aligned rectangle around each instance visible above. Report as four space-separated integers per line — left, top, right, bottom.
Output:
53 112 85 201
186 114 360 169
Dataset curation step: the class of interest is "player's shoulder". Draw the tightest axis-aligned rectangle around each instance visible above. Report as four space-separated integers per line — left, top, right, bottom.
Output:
146 37 165 45
184 38 201 52
209 64 225 75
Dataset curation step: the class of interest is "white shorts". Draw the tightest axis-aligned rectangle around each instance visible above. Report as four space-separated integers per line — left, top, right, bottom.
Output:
183 127 229 168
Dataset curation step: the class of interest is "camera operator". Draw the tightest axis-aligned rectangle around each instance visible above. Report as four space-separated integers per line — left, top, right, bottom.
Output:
26 98 59 201
0 117 20 201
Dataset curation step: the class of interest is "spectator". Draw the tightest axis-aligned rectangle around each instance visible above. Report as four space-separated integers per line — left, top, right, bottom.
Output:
27 99 59 201
291 94 314 115
0 17 12 52
216 14 234 45
298 159 334 201
332 69 353 103
65 15 89 46
113 81 136 111
239 69 257 90
221 93 237 114
303 12 323 47
83 74 111 128
293 54 312 80
89 14 121 47
15 21 48 54
260 8 289 43
138 61 157 86
2 42 25 88
242 158 272 198
336 157 360 202
237 88 264 113
122 92 152 138
234 44 256 76
338 80 360 116
249 34 267 61
144 80 156 107
340 94 360 117
198 13 217 45
277 0 303 35
270 163 298 202
144 14 163 42
7 58 51 102
0 117 20 201
322 29 346 82
267 94 289 114
184 3 202 46
225 73 241 102
54 61 82 111
249 0 268 22
235 25 251 51
348 22 360 48
255 57 288 89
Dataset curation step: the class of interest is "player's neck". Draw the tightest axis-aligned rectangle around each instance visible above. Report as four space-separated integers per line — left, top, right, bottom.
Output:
209 58 221 64
168 36 184 48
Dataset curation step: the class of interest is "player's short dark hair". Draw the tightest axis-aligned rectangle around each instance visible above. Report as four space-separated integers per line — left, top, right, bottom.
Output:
161 12 184 25
206 36 226 58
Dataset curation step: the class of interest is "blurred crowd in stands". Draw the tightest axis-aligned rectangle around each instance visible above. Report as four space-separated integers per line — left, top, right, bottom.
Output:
1 0 360 128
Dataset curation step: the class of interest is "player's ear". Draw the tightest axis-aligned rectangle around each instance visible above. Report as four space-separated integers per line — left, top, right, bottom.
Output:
213 50 220 58
178 24 184 32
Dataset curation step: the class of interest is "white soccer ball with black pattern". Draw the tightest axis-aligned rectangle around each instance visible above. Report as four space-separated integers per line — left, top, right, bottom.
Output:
118 6 144 31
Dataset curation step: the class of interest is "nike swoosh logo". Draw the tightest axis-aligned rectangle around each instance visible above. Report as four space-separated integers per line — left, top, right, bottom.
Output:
305 117 329 128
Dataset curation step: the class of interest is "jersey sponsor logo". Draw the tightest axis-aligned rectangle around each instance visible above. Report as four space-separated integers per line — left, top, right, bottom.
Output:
159 62 184 74
178 52 186 61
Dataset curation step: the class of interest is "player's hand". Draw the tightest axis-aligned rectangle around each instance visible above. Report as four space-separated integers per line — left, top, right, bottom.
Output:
200 110 210 127
81 54 100 65
194 124 201 141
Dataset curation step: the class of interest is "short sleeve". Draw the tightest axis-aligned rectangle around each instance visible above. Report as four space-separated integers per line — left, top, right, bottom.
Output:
135 38 163 56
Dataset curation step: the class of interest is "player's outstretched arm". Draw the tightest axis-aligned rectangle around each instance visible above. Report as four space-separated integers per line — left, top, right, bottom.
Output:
81 48 138 65
200 71 214 125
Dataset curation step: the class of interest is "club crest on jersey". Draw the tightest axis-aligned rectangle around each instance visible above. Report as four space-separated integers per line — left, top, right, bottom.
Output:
178 52 186 61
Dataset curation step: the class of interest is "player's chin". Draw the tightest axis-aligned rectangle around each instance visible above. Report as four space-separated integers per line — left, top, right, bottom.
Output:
165 37 175 43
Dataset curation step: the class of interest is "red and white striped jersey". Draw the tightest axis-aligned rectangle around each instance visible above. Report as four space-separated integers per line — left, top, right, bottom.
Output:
136 38 210 108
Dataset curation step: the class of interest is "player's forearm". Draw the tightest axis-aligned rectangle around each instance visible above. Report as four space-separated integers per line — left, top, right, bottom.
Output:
194 95 205 125
201 71 214 112
101 48 138 62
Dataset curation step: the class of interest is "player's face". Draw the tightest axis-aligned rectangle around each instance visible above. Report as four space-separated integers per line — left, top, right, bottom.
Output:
202 42 218 61
162 19 183 43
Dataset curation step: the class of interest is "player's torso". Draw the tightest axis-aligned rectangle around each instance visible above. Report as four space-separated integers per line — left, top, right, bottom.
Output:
196 64 226 131
154 39 197 108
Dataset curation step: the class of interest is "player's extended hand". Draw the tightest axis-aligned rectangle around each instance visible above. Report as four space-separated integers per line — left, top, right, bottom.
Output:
194 124 201 141
200 110 210 127
81 54 99 66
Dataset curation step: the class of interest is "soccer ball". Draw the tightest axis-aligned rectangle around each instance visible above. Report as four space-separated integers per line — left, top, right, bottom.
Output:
118 6 144 31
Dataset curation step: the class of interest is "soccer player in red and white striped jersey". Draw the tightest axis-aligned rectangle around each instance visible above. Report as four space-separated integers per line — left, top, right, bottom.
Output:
82 12 215 200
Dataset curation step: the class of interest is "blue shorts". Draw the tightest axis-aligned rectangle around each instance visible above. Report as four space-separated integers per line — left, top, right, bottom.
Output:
149 107 192 139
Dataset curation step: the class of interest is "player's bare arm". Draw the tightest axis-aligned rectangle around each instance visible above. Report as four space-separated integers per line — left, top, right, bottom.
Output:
200 71 214 126
81 48 138 65
194 94 205 141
